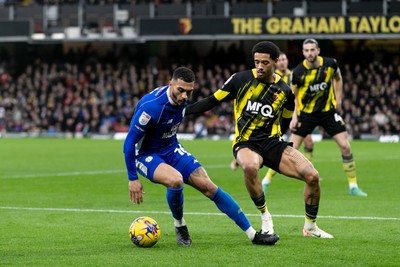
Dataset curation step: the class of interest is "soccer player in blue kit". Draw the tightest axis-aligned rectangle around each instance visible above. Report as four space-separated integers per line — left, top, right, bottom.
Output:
123 67 279 246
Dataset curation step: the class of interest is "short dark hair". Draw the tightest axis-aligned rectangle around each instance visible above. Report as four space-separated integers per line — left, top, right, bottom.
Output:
172 67 195 83
303 38 319 48
252 41 280 60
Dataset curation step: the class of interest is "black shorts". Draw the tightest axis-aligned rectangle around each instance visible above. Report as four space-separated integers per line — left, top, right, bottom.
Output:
294 110 347 137
233 137 293 172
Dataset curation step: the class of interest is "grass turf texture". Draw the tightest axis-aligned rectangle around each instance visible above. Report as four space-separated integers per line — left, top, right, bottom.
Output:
1 138 399 266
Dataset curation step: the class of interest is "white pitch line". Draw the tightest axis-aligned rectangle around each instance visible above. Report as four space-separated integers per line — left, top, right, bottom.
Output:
1 153 399 179
0 206 399 221
0 169 126 179
0 165 228 179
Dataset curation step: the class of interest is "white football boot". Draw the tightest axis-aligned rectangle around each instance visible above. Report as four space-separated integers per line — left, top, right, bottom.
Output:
303 222 333 239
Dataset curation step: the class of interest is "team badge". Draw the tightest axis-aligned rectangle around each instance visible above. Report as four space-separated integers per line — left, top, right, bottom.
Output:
139 111 151 125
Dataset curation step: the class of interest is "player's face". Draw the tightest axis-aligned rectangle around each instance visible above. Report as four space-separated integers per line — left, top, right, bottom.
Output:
254 52 276 83
169 78 194 106
276 54 288 72
303 43 320 63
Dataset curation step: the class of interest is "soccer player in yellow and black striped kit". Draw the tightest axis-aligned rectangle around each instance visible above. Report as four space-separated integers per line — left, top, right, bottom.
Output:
289 38 367 197
231 52 315 193
187 41 333 238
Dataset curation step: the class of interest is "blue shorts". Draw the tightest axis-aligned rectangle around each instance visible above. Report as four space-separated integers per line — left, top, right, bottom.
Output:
136 143 202 183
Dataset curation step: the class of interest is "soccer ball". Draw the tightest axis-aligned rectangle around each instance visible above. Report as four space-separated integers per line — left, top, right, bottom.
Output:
129 216 161 247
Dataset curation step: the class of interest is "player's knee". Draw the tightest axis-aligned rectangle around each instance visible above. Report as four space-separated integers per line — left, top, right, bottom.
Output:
339 142 351 155
305 169 320 186
241 162 259 178
167 176 184 188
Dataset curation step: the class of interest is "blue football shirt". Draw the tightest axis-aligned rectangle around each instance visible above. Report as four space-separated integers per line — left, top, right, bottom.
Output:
124 85 187 180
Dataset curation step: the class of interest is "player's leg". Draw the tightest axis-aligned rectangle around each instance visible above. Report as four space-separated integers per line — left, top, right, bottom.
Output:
332 131 367 196
289 133 304 150
261 168 276 194
151 162 193 246
303 134 314 162
186 166 278 245
236 156 274 195
324 112 367 197
138 154 186 226
278 146 333 238
235 147 275 235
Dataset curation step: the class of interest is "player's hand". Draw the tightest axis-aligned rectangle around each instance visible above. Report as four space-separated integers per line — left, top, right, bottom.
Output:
129 180 144 205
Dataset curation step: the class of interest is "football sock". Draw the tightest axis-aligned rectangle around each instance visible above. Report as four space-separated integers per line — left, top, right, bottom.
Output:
211 187 251 232
303 147 313 162
305 203 319 223
342 154 358 189
174 218 186 228
166 186 184 221
263 169 276 184
245 227 257 240
251 193 268 214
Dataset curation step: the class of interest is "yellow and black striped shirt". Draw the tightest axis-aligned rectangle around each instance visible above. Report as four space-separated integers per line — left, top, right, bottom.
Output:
212 69 294 146
291 56 338 114
275 69 292 85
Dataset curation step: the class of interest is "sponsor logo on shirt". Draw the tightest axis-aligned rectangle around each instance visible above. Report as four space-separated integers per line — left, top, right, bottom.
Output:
162 123 180 138
246 100 274 118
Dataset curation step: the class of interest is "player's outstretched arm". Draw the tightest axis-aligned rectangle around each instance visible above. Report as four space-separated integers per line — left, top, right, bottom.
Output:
185 95 220 115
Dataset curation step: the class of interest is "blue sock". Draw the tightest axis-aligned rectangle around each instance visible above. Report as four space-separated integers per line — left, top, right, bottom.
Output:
166 187 184 220
211 187 251 231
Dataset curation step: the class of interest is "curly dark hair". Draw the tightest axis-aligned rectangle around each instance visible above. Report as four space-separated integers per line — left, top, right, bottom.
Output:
252 41 280 60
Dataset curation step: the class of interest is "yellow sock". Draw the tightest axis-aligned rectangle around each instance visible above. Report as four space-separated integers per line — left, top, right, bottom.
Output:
264 169 277 181
303 151 313 162
342 154 358 187
303 148 313 162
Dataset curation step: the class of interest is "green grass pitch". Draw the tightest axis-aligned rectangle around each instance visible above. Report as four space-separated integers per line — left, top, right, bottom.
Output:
1 138 399 266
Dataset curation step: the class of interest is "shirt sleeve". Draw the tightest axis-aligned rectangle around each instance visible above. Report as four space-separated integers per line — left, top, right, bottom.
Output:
185 94 220 115
185 73 237 115
123 106 154 181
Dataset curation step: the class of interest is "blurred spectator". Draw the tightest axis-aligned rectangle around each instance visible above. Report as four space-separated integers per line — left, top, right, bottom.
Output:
0 44 399 138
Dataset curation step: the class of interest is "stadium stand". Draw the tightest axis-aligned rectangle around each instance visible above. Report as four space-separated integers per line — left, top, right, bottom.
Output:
0 1 398 139
0 43 398 138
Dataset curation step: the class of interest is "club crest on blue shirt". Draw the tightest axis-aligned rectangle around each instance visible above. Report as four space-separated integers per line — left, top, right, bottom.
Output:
139 111 151 125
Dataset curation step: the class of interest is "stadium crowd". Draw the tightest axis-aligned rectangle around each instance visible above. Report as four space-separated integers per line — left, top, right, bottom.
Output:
0 43 399 138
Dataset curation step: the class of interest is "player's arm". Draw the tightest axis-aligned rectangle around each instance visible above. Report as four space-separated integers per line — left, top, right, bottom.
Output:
186 73 237 115
185 94 221 115
124 107 153 205
289 84 300 132
186 87 234 115
333 63 343 113
281 90 295 134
